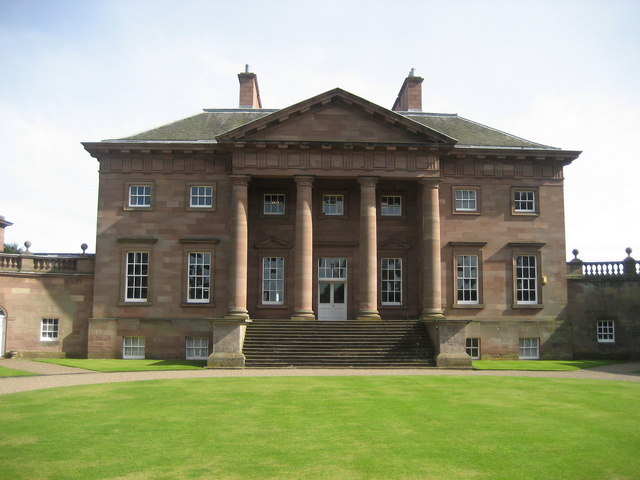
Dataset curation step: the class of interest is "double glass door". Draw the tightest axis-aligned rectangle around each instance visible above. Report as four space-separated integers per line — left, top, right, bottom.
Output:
318 258 347 320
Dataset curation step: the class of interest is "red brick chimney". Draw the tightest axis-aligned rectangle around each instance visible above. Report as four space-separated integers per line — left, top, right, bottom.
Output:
238 65 262 109
392 68 423 112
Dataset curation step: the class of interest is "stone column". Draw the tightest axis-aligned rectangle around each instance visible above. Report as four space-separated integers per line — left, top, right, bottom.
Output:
292 176 315 320
420 177 471 368
357 177 381 320
420 178 444 320
226 175 251 320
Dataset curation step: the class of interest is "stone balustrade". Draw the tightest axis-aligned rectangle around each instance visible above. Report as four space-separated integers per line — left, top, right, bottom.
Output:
0 244 94 275
567 248 640 279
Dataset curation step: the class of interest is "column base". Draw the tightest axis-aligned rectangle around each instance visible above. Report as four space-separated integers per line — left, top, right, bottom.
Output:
206 352 246 369
420 309 445 321
291 311 315 321
225 307 250 320
357 310 381 321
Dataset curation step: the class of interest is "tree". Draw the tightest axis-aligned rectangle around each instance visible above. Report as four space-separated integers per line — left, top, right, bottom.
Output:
3 243 23 254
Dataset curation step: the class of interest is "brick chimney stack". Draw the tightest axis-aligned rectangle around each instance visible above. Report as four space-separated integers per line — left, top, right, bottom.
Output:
392 68 423 112
238 65 262 109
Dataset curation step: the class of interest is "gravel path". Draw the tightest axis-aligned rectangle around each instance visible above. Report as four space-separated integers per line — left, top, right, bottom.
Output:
1 359 639 395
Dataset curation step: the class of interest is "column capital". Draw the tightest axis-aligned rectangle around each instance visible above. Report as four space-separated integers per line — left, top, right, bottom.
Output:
229 174 251 186
357 176 379 187
294 175 315 187
419 176 442 188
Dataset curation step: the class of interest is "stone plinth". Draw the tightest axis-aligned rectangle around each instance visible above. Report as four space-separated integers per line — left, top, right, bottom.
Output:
207 318 250 368
423 318 472 368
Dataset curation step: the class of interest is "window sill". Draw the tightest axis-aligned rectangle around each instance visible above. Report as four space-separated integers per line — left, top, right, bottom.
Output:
124 207 154 212
186 206 216 212
511 303 544 309
452 211 480 216
181 302 215 308
119 301 153 307
452 304 484 309
255 304 289 309
511 212 539 217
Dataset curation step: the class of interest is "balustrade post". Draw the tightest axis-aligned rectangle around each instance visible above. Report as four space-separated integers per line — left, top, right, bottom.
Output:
623 247 638 277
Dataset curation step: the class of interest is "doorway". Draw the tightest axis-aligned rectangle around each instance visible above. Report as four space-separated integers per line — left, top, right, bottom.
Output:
317 258 347 320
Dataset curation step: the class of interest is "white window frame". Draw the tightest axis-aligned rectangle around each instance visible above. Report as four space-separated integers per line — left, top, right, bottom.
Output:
263 194 286 215
128 185 152 208
513 190 536 213
123 336 145 359
187 252 211 303
455 189 478 212
125 252 149 302
318 257 347 280
519 338 539 359
40 318 59 341
190 186 213 208
597 321 615 343
515 255 538 305
262 257 285 304
186 337 209 360
380 195 402 216
466 338 480 360
456 255 479 304
381 258 402 305
322 194 344 216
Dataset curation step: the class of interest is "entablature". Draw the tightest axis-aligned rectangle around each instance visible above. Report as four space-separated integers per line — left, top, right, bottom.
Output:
230 148 442 178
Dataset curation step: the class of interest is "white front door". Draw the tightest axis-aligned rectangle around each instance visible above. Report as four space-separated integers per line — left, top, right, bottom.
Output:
318 258 347 321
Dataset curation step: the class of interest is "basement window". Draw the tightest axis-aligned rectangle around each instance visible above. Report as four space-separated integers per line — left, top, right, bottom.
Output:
597 321 615 343
40 318 59 341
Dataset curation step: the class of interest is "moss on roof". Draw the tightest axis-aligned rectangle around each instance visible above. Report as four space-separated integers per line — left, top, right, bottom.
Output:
405 114 555 149
122 111 272 141
119 109 554 150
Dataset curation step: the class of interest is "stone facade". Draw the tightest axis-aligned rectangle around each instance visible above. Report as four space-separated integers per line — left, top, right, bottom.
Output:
0 70 596 365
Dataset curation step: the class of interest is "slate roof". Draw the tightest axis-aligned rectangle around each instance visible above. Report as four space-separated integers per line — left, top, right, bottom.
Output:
119 108 556 150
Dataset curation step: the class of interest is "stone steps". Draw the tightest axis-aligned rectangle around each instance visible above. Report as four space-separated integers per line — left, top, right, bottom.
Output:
243 319 436 368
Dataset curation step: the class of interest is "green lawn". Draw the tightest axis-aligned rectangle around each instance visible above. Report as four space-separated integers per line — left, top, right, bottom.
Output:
0 376 638 480
33 358 206 372
0 365 39 377
35 358 624 373
472 359 620 371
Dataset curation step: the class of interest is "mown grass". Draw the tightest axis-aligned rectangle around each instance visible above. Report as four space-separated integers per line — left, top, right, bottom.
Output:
0 376 638 480
33 358 206 372
0 365 39 377
34 358 623 373
472 359 621 371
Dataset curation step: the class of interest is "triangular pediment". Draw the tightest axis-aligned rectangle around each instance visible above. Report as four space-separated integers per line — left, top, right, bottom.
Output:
254 237 292 249
378 238 412 250
217 89 456 147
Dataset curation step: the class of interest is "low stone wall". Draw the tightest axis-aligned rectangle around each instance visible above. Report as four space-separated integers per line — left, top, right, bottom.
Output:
567 249 640 360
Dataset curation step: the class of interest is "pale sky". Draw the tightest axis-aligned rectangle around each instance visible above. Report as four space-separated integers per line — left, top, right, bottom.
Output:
1 0 638 261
